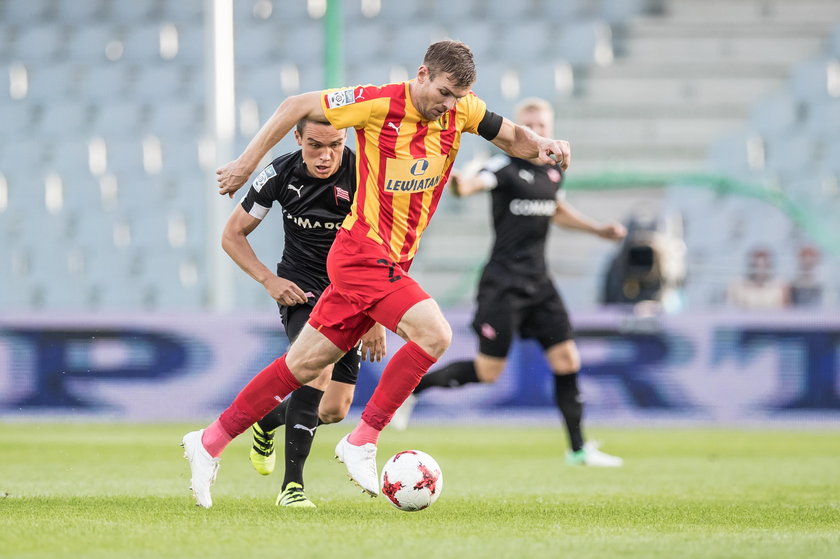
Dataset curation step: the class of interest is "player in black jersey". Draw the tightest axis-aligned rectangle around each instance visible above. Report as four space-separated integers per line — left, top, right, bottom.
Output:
394 98 625 466
223 119 386 506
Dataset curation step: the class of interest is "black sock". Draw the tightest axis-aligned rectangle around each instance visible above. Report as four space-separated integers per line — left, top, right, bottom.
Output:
257 399 289 433
414 360 479 394
554 372 584 452
282 385 324 489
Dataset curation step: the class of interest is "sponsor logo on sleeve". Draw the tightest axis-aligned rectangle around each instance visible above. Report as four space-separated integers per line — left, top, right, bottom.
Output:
326 88 356 109
252 164 277 192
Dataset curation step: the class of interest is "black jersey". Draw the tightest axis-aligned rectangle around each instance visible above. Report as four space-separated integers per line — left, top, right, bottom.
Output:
481 155 564 279
240 147 356 295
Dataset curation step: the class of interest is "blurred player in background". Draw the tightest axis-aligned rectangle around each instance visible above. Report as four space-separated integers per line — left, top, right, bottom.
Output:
182 40 571 507
220 118 385 507
393 98 625 467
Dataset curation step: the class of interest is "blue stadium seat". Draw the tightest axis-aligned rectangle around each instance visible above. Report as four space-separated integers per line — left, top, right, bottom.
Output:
103 0 158 23
0 140 47 180
802 98 840 141
498 22 550 61
54 0 105 25
64 24 117 63
483 0 535 22
38 102 93 141
25 62 82 102
160 0 203 22
749 88 800 136
132 64 188 101
790 56 840 104
92 102 146 139
81 64 133 103
146 101 202 139
119 23 167 63
763 132 816 175
345 22 388 63
49 140 95 182
9 24 65 63
0 103 35 142
1 0 52 23
431 0 477 21
540 0 591 23
449 22 499 59
551 19 614 68
706 129 766 178
235 23 283 64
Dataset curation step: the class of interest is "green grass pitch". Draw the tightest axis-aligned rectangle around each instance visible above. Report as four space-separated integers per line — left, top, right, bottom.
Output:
1 422 838 558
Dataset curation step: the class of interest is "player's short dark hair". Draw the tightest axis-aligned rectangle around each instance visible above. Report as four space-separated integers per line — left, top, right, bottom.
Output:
296 118 346 137
423 40 476 88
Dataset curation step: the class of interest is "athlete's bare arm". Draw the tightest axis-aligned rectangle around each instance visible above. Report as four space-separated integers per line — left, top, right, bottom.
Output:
490 117 571 170
221 205 308 305
552 200 627 240
217 92 328 197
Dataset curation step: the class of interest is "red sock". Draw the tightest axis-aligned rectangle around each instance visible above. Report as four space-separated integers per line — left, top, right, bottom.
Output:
201 419 232 458
350 341 436 445
216 356 301 451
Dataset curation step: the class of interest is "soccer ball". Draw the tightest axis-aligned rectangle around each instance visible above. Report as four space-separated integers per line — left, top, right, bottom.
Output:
380 450 443 512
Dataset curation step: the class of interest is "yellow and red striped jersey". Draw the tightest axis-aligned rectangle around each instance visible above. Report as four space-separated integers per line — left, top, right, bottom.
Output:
321 81 487 263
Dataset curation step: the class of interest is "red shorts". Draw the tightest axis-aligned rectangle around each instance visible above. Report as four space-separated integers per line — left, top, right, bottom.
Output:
308 225 431 352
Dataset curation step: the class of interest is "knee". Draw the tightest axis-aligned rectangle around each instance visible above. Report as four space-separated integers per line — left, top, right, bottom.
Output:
319 400 351 424
552 351 580 374
416 319 452 359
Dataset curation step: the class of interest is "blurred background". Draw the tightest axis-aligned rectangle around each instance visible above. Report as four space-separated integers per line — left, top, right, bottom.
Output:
1 0 839 423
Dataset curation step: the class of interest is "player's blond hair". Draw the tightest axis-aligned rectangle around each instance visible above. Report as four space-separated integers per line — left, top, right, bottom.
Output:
423 40 476 88
514 97 554 121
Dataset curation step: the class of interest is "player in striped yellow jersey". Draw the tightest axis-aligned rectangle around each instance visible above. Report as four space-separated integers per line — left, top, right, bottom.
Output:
181 41 572 507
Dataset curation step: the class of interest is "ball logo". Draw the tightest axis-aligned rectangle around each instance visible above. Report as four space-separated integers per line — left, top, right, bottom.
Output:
410 159 429 176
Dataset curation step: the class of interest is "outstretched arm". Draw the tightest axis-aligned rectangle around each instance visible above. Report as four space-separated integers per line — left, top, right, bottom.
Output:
553 199 627 240
216 91 327 197
490 117 571 170
221 205 308 306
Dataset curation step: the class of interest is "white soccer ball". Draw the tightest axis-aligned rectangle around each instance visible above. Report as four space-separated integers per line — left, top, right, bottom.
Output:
380 450 443 512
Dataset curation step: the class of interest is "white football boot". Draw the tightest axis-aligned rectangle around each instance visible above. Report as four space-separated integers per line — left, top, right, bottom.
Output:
181 429 220 508
566 441 624 467
335 434 379 497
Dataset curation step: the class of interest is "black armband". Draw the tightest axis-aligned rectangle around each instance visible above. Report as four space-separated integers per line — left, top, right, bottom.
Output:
477 110 503 141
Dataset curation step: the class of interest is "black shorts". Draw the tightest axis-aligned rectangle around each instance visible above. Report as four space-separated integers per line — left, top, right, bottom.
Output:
471 266 573 358
280 299 360 385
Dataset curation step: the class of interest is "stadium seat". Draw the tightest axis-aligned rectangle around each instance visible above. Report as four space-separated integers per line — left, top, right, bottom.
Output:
431 0 477 21
49 140 96 182
103 0 159 23
450 22 499 59
92 102 147 139
54 0 104 25
0 140 48 180
345 22 388 63
38 102 93 141
497 22 550 61
64 24 117 64
8 24 65 62
171 23 205 63
132 64 188 101
119 23 169 63
146 101 202 139
540 0 591 23
790 56 840 104
552 19 614 68
24 62 82 102
81 64 133 103
483 0 535 22
0 103 35 142
707 129 766 177
1 0 52 23
160 0 203 22
748 88 800 136
235 23 284 64
802 98 840 140
762 132 816 174
387 23 447 68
